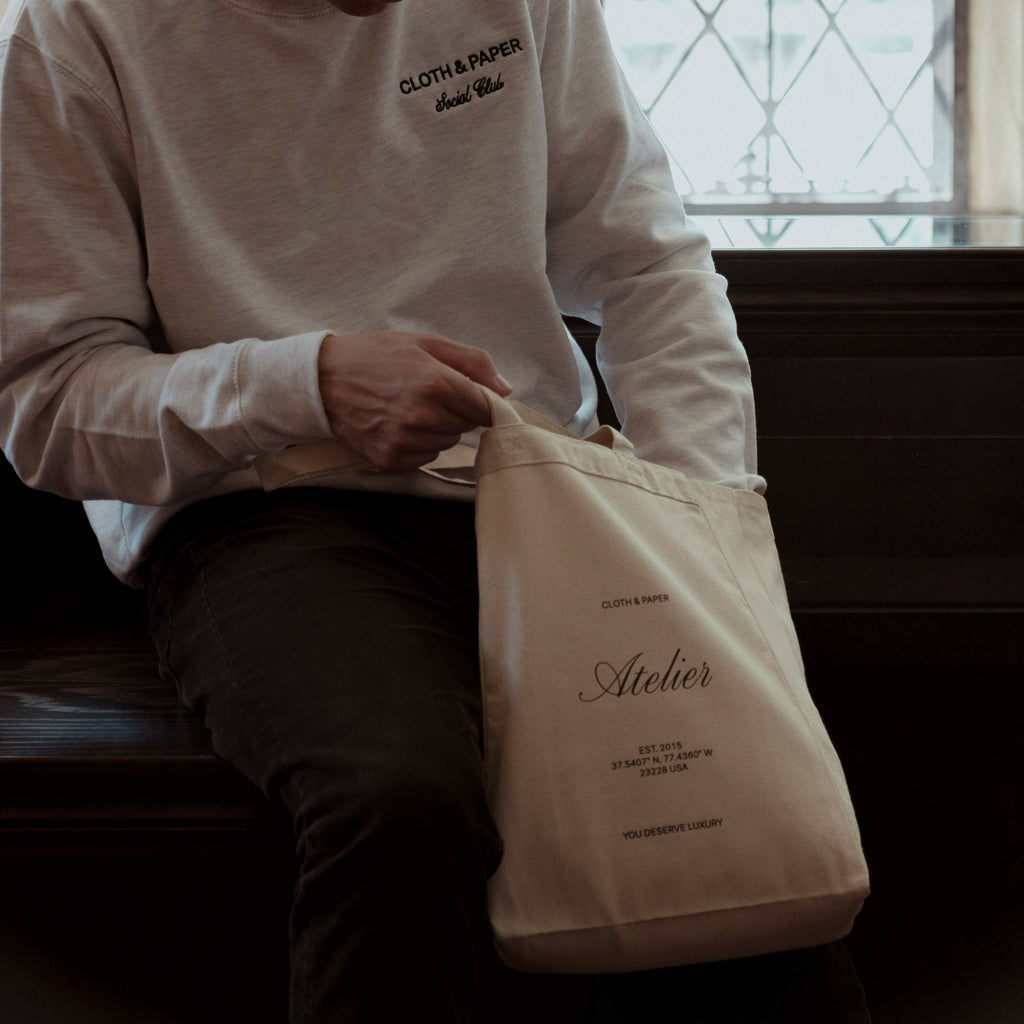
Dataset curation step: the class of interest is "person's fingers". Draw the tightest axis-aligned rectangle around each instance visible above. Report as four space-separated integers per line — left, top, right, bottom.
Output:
419 336 512 399
317 331 512 469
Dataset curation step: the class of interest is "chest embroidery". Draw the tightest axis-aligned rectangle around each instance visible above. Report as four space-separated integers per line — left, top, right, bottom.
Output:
399 37 523 114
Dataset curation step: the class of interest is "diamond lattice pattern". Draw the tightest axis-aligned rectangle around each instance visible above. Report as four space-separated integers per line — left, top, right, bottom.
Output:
603 0 956 206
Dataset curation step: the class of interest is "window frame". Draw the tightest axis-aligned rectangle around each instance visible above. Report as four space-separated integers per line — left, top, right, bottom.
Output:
603 0 985 219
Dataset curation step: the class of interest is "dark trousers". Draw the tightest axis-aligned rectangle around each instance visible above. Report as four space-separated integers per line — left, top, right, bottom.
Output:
146 489 870 1023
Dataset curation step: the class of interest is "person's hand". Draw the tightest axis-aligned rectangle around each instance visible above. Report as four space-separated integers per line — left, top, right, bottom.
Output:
317 331 512 471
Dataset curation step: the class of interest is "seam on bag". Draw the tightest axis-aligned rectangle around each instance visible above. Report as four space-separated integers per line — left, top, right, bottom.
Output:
475 456 704 509
709 499 865 844
693 496 865 848
498 885 870 944
261 466 368 490
685 498 787 697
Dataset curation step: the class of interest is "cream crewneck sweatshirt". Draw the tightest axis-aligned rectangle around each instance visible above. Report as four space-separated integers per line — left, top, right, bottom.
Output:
0 0 763 584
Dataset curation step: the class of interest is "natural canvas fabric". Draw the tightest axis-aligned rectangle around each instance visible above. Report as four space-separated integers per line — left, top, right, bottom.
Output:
475 391 869 974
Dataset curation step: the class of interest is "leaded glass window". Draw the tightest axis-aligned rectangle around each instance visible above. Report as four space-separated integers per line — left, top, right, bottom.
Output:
604 0 960 213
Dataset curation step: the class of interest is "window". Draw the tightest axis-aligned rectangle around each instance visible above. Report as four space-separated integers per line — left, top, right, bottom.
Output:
605 0 959 210
603 0 1024 247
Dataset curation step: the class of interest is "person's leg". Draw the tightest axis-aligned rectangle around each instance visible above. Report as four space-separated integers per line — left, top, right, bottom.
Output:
615 941 872 1024
146 489 502 1023
489 940 871 1024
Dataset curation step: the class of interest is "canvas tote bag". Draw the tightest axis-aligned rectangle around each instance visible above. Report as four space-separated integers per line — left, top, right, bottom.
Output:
475 389 869 975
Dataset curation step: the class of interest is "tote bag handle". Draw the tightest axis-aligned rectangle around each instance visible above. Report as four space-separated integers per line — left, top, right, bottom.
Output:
481 388 636 455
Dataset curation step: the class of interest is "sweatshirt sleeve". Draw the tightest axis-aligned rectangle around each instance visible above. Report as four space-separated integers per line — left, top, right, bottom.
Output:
0 30 332 506
534 0 764 493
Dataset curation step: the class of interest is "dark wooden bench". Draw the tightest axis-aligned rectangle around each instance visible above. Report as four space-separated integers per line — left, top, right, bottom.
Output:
2 246 1022 1023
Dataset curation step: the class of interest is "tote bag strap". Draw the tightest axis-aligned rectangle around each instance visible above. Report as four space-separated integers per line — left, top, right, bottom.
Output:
481 388 635 455
255 389 634 491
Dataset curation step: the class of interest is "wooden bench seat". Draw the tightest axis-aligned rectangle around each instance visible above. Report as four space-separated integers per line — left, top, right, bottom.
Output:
0 637 282 860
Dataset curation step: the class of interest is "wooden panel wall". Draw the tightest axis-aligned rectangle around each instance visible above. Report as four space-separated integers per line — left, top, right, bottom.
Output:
721 247 1024 1023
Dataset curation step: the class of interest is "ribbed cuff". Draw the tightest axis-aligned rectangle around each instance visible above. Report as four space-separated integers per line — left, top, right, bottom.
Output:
235 331 334 453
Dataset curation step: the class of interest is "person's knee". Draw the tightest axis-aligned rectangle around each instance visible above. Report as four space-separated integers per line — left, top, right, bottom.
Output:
294 752 500 880
371 756 483 851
